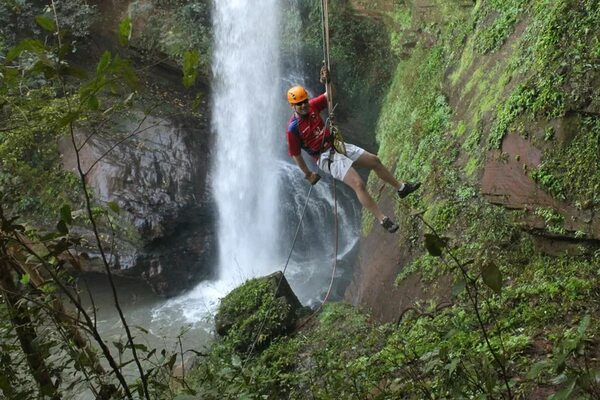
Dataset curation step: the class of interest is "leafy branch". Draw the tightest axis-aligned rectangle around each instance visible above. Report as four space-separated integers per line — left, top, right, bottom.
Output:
416 213 513 399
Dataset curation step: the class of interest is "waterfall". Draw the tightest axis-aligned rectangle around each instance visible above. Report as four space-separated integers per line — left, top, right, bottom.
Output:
152 0 362 323
211 0 282 283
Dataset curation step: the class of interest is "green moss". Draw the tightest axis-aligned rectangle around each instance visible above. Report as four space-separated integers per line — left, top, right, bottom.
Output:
464 157 481 178
216 276 295 352
486 0 600 148
396 253 445 285
454 120 466 138
450 36 475 86
462 67 485 97
534 117 600 206
472 0 528 54
534 207 566 235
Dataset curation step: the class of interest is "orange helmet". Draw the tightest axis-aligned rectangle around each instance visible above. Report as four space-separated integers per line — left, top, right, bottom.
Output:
287 85 309 104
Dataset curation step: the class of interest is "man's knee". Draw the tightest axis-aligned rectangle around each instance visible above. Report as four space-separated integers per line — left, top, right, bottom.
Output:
343 171 365 191
351 179 367 193
372 155 384 167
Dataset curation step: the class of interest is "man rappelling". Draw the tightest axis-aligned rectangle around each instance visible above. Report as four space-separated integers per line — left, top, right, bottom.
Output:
285 66 421 233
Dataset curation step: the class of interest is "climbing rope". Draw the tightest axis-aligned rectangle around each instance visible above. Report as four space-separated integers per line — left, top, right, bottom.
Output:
320 0 346 156
321 0 332 110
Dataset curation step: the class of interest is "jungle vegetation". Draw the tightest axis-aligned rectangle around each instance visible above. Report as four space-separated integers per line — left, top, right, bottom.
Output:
1 0 599 399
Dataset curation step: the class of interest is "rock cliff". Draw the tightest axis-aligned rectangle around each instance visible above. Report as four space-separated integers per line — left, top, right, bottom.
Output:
344 0 600 321
58 0 215 296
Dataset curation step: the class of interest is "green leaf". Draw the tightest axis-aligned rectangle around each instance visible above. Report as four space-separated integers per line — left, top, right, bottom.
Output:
113 341 124 354
88 95 99 110
35 15 56 33
107 201 120 214
527 361 549 379
167 353 177 370
481 262 502 294
118 16 133 46
60 204 72 225
182 49 200 88
59 111 80 127
577 314 591 337
62 66 88 80
131 343 148 352
451 279 466 297
112 55 138 89
424 233 446 257
20 274 30 286
549 377 576 400
231 354 242 368
6 38 46 62
96 51 112 75
56 220 69 235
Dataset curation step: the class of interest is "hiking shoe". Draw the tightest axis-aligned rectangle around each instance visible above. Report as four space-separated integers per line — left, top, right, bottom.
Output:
380 216 399 233
397 181 422 199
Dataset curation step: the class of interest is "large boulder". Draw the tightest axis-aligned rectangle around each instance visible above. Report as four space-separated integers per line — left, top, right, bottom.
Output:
59 94 216 296
214 272 306 352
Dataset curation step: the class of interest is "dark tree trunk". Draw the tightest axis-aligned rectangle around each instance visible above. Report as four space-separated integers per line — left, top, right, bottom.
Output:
0 256 61 399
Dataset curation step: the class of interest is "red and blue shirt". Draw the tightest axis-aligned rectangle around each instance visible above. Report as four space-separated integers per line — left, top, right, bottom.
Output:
286 93 332 160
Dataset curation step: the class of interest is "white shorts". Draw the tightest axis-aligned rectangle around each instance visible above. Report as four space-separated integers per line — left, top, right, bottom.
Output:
317 143 365 181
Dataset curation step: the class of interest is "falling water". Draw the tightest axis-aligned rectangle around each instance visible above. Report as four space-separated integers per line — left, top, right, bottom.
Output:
212 0 282 282
151 0 362 324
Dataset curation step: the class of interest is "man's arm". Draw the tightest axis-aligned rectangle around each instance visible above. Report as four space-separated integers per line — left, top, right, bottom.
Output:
292 155 320 185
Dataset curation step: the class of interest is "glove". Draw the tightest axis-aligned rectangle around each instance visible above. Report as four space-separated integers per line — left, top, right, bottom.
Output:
305 172 321 185
319 63 330 84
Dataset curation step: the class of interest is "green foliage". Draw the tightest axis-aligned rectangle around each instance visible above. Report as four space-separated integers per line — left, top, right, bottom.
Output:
184 248 600 398
472 0 528 54
396 253 445 284
0 0 97 48
216 277 295 352
533 117 600 206
531 164 565 200
375 45 452 187
0 86 82 216
534 207 566 235
128 0 212 76
182 50 200 88
118 16 133 46
486 0 600 148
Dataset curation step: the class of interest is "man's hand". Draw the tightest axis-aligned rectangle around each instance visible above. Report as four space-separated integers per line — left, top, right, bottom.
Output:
320 63 330 84
305 172 321 185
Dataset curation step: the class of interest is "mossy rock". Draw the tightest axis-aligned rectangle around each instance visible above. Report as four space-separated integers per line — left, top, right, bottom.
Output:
214 271 306 352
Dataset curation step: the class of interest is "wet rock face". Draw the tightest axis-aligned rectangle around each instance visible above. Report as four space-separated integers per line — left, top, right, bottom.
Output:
481 133 600 247
60 110 216 296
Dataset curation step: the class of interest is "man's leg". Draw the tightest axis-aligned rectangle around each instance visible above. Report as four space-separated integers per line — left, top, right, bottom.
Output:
342 166 386 222
353 151 401 189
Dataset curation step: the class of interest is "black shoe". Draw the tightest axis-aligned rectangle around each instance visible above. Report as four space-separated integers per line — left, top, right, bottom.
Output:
380 216 399 233
397 181 421 199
